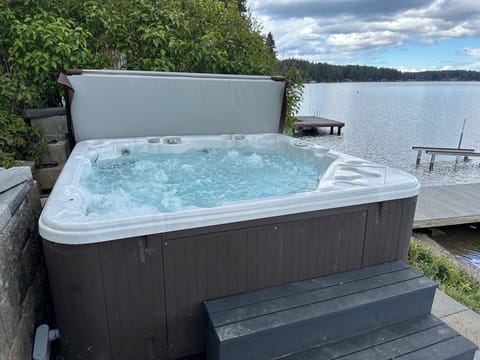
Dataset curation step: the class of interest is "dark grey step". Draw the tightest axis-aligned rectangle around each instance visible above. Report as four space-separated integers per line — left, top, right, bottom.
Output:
282 314 477 360
205 262 438 360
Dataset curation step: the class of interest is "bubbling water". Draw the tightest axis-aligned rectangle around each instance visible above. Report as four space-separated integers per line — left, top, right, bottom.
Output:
81 148 325 215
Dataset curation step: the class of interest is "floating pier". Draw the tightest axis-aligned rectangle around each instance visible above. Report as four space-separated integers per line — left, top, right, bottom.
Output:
295 116 345 135
414 183 480 229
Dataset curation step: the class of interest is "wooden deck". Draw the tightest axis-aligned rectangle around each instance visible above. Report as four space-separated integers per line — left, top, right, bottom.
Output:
414 183 480 229
295 116 345 135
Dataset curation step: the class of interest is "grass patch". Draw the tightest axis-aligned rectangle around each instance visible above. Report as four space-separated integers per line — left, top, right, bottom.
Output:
408 240 480 313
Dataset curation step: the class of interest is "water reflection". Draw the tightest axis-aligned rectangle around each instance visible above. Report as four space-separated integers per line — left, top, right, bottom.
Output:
424 224 480 271
461 250 480 269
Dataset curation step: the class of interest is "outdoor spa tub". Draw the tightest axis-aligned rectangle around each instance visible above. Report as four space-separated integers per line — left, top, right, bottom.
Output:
40 70 420 360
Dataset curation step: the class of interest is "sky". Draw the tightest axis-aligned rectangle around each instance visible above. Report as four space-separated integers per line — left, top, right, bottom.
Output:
248 0 480 71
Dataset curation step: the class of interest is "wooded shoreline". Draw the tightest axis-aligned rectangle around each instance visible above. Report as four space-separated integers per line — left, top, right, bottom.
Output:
281 58 480 82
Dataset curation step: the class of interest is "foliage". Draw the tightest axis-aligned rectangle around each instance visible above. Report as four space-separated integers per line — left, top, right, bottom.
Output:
265 32 276 56
281 58 480 82
283 68 304 135
0 151 19 169
219 0 247 15
3 11 94 109
0 112 46 168
408 240 480 313
0 74 41 114
106 0 277 74
1 0 278 112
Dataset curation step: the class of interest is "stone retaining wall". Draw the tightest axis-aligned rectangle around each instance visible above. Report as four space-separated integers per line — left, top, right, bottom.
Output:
0 167 52 360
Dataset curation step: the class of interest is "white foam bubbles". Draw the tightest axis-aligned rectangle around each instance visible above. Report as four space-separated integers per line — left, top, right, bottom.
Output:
81 148 325 215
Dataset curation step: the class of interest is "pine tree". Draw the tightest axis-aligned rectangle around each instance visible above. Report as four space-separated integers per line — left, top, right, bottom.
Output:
266 32 276 55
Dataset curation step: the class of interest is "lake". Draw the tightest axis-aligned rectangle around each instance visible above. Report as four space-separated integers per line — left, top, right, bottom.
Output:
298 82 480 186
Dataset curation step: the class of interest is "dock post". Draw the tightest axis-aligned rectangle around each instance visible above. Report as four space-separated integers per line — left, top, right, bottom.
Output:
338 127 342 135
330 127 334 135
416 150 422 167
429 153 436 171
464 156 469 161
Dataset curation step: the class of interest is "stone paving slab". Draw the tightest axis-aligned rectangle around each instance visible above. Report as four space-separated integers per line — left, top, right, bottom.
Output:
432 289 480 351
431 289 467 318
442 311 480 349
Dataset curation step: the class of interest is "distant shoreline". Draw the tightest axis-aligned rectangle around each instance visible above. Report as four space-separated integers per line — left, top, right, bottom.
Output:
304 79 480 83
280 58 480 82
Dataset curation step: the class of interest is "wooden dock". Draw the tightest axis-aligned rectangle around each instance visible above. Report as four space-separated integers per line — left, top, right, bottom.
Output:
295 116 345 135
414 183 480 229
412 146 480 170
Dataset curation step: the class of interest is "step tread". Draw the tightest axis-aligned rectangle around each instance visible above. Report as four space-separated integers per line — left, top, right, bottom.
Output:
399 336 477 360
209 273 437 341
280 315 477 360
210 267 423 327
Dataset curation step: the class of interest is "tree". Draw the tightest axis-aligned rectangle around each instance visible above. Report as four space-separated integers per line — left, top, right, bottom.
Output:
237 0 247 14
266 32 276 56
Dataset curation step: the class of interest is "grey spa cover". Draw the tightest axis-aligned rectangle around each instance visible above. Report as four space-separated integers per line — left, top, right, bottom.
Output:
59 70 288 142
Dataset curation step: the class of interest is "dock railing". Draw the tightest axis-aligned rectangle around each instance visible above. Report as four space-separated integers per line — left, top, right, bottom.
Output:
425 150 480 170
412 146 475 167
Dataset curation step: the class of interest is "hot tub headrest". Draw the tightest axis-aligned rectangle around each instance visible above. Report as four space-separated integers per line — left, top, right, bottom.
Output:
59 70 288 143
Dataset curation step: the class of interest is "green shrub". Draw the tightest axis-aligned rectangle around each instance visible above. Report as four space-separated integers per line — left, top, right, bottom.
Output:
7 12 94 108
408 240 480 313
0 111 46 168
0 151 19 169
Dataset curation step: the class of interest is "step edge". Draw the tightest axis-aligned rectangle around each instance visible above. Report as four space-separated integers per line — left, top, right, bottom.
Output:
216 284 437 342
205 261 410 313
209 271 433 327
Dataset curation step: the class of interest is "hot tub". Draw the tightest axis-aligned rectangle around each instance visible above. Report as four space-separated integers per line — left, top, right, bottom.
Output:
41 70 420 360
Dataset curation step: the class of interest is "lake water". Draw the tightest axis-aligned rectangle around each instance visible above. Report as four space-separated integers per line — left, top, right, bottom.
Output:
299 82 480 186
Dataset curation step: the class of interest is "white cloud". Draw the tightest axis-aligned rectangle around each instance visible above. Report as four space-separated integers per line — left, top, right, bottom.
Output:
326 31 408 50
462 47 480 70
464 47 480 57
247 0 480 67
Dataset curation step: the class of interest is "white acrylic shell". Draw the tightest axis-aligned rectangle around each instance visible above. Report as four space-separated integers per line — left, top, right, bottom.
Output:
39 134 420 244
